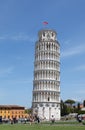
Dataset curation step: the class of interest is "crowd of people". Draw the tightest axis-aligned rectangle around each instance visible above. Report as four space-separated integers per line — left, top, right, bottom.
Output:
0 115 40 125
0 115 56 125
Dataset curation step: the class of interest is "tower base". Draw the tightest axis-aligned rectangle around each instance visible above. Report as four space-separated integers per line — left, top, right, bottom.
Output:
32 102 60 121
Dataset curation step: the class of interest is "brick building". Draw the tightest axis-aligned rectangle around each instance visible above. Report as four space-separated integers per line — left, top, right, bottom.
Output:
0 105 28 119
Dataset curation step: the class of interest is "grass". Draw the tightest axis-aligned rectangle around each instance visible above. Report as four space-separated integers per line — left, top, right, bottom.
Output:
41 120 79 124
0 123 85 130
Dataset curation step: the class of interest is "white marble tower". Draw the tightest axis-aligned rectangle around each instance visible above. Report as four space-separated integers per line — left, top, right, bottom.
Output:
32 29 60 120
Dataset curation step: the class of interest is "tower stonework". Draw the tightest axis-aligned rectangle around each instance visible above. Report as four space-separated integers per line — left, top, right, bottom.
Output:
32 29 60 120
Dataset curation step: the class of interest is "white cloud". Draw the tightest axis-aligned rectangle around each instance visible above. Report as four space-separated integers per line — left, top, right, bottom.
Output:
8 79 32 84
63 39 71 45
75 64 85 71
71 84 85 100
11 34 35 42
73 88 85 101
0 66 14 77
0 91 6 97
16 56 24 60
0 33 36 42
0 77 33 85
76 90 85 94
0 36 6 40
61 44 85 58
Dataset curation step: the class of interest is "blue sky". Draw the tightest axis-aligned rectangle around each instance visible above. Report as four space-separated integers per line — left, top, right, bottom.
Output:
0 0 85 108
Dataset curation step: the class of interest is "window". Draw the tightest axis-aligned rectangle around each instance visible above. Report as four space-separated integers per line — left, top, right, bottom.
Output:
8 116 10 119
47 44 48 50
43 32 45 36
52 33 54 37
48 97 50 101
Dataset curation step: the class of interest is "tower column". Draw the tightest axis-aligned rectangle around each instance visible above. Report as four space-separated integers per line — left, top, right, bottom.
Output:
32 29 60 120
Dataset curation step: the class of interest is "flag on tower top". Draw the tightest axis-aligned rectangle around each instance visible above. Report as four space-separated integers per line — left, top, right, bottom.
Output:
43 21 48 25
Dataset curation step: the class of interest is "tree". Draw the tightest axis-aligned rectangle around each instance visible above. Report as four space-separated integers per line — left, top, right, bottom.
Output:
77 103 80 110
83 100 85 107
25 108 32 114
64 99 75 106
61 100 69 116
61 100 65 116
64 99 76 114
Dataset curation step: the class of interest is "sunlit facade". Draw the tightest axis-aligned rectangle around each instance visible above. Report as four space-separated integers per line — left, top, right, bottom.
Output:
32 29 60 120
0 105 27 119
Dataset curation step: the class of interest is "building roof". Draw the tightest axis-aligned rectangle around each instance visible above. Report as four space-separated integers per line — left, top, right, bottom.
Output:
0 105 25 109
81 107 85 111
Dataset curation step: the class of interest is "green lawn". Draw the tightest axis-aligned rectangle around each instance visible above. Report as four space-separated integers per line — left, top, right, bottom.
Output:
0 124 85 130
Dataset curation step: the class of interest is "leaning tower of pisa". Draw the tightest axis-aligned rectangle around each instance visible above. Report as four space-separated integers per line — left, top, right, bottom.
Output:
32 29 60 120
